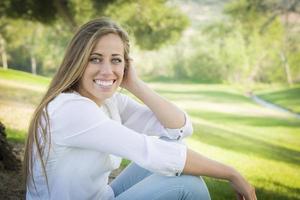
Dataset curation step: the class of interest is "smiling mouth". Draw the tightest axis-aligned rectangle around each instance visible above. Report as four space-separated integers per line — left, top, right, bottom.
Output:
93 79 116 87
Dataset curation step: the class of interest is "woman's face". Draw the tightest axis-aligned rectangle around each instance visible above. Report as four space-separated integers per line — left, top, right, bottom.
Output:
78 33 125 106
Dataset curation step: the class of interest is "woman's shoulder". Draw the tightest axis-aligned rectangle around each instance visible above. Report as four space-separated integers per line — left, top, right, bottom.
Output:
48 92 97 114
51 91 94 104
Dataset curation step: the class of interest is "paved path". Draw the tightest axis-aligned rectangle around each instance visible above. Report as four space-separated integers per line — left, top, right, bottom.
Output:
250 94 300 119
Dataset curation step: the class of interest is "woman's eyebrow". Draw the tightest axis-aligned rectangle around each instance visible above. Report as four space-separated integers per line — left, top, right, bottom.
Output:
90 53 102 56
112 54 122 57
90 53 122 57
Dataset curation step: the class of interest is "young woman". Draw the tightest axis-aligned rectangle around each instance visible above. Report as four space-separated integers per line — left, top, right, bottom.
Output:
24 18 257 200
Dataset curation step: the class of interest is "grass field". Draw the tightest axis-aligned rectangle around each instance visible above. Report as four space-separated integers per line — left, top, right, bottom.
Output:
0 68 50 142
0 68 299 200
255 85 300 114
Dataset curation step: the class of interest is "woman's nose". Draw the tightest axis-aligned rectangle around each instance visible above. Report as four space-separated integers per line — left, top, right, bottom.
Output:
99 62 113 75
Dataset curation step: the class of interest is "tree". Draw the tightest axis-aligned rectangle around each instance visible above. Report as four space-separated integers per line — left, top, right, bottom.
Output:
0 0 189 50
0 35 8 69
240 0 300 85
0 0 189 75
223 0 300 85
104 0 189 49
0 18 8 69
0 19 45 74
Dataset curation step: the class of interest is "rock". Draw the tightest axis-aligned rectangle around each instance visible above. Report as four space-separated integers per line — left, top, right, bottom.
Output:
0 121 22 171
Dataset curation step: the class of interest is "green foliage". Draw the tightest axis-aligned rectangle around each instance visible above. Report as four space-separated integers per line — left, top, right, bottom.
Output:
222 0 300 84
0 18 70 75
0 0 188 50
132 0 299 84
0 0 57 23
35 21 71 75
1 0 299 84
105 0 189 50
70 0 98 26
0 0 189 76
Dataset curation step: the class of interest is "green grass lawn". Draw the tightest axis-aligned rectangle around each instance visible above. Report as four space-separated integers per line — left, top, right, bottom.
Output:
1 68 299 200
151 83 300 200
0 68 50 142
255 84 300 114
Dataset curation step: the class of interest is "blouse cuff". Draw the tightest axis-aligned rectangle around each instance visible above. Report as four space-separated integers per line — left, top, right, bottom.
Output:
173 144 187 176
165 111 193 141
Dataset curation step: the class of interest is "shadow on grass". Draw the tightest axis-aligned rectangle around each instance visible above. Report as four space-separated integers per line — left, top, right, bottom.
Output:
255 178 300 200
0 84 43 106
192 123 300 166
156 89 252 103
189 110 300 127
256 186 300 200
204 177 300 200
258 87 300 102
203 178 235 200
258 87 300 114
143 76 222 84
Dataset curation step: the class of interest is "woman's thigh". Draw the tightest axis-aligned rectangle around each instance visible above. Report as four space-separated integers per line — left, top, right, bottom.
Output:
110 162 153 196
115 173 211 200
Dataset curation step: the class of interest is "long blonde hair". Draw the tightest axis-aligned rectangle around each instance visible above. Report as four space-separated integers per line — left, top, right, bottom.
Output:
24 17 130 192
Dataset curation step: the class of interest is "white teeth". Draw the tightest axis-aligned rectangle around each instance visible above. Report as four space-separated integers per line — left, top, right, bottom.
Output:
94 80 114 86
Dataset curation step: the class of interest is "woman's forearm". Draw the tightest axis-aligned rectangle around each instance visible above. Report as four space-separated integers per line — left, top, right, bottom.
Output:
183 148 236 180
127 79 185 129
183 148 257 200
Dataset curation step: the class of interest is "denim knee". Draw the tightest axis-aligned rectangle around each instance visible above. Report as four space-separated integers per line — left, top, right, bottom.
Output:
179 175 211 200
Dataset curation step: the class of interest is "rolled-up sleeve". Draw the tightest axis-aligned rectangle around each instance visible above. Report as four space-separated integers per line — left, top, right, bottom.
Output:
115 93 193 140
52 98 187 177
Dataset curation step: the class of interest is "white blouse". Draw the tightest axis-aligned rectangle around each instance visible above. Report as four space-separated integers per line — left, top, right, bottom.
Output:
26 92 193 200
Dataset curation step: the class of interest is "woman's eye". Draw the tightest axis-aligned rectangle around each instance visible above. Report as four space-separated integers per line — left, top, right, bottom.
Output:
112 58 122 64
90 57 101 64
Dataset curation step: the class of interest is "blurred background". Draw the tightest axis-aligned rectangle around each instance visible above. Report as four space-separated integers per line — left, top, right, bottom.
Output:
0 0 299 84
0 0 299 199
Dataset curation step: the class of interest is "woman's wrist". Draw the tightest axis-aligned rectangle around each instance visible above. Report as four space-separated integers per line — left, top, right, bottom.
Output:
226 166 241 182
126 78 144 95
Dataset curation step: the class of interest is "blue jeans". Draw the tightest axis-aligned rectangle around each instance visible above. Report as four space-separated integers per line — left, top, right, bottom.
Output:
110 162 211 200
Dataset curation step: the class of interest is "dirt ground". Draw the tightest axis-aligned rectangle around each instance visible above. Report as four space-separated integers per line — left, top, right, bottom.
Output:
0 143 25 200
